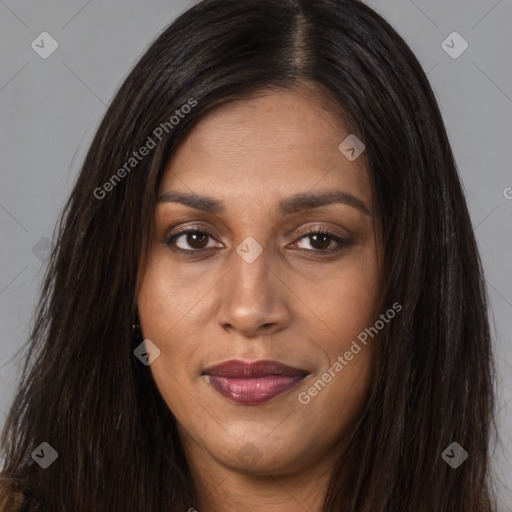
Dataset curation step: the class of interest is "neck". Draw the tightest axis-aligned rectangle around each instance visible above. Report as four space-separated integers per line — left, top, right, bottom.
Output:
179 429 354 512
191 458 332 512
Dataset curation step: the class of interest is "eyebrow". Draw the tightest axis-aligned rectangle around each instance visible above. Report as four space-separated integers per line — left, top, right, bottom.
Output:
156 189 371 216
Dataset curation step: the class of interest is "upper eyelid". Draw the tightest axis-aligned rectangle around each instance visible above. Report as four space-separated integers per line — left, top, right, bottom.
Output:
164 219 349 238
166 225 344 240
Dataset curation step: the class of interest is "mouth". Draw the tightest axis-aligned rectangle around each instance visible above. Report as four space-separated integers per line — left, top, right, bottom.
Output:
202 359 309 405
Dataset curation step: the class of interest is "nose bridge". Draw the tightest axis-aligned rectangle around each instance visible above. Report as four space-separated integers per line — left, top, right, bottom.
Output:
228 236 274 302
216 236 289 335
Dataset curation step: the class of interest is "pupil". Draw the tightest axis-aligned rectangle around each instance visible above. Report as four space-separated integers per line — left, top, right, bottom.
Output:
311 233 330 249
188 232 208 248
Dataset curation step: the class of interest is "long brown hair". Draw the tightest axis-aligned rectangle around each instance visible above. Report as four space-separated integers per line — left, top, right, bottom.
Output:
0 0 497 510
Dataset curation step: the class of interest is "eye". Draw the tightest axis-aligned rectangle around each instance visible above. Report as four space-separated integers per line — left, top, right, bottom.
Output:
163 226 349 254
164 228 222 252
291 228 349 252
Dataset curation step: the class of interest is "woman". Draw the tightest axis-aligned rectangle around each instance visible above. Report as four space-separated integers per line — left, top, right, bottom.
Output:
0 0 497 510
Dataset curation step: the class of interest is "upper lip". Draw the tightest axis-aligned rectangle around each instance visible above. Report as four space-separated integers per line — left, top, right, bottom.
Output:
203 359 309 378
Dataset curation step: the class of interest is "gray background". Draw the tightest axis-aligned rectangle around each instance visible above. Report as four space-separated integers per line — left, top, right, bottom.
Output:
0 0 511 508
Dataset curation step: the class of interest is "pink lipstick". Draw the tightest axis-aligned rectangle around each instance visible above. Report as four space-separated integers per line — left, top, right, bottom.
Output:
203 359 308 405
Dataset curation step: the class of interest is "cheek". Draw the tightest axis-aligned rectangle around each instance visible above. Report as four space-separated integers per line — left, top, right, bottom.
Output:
299 269 379 432
137 253 203 347
323 247 381 339
311 248 379 400
136 260 198 384
137 267 199 422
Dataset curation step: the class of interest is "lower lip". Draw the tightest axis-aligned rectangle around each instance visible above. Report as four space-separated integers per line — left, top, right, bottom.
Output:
207 375 306 404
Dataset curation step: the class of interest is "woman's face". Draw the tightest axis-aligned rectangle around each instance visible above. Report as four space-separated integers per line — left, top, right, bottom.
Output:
137 87 382 477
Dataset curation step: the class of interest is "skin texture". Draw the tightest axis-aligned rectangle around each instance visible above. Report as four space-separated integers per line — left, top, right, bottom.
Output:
137 86 383 512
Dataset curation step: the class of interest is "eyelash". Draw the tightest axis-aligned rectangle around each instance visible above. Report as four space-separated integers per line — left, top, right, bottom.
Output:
163 227 350 255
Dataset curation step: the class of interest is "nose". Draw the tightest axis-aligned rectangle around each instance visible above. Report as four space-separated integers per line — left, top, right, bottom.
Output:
215 244 292 338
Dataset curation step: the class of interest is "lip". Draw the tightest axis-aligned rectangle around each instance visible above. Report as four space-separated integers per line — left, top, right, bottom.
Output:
203 359 309 405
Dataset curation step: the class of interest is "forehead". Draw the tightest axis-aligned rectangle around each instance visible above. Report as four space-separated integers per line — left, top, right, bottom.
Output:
159 88 370 209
